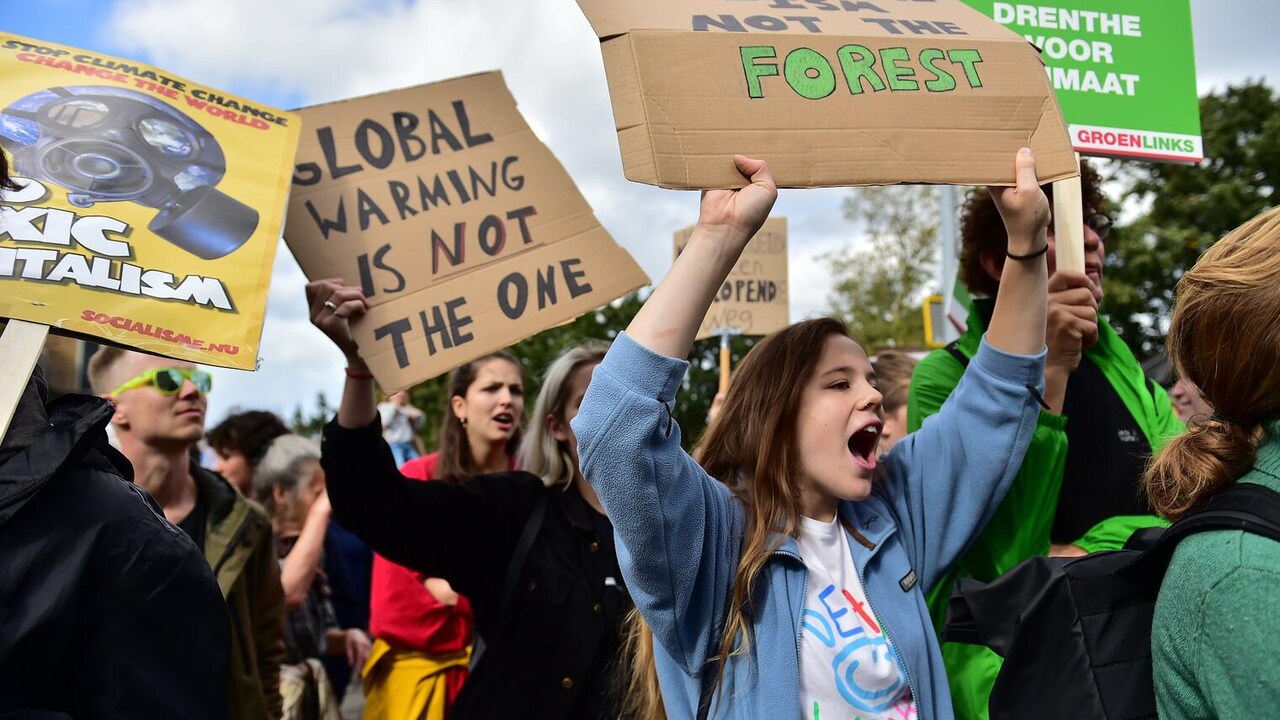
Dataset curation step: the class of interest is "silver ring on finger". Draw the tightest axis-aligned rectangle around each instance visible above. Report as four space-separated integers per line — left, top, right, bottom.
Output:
324 300 338 311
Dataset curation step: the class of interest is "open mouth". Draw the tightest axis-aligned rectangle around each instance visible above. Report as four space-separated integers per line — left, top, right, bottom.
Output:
847 422 882 470
493 412 515 431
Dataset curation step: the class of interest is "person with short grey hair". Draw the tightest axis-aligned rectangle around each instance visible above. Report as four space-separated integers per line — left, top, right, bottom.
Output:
255 434 371 720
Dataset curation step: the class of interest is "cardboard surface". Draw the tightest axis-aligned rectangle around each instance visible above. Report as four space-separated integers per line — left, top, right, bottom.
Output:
578 0 1078 189
285 72 649 391
962 0 1203 163
0 32 300 369
674 217 789 339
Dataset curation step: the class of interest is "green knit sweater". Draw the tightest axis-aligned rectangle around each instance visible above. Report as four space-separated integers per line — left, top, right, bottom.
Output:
1153 421 1280 719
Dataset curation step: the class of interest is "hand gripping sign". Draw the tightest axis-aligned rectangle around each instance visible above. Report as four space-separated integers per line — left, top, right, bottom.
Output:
284 72 649 393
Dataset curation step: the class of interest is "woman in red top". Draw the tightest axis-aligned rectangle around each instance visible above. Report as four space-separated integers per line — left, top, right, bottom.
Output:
363 351 524 720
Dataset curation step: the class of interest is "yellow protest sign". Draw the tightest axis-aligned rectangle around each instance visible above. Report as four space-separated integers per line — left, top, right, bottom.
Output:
674 217 789 340
285 72 649 392
0 33 300 370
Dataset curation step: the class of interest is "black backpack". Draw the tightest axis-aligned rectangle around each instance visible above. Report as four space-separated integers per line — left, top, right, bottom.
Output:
944 482 1280 720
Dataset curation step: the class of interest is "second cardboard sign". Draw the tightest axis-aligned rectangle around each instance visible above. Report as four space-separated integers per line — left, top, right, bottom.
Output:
577 0 1078 188
285 72 649 391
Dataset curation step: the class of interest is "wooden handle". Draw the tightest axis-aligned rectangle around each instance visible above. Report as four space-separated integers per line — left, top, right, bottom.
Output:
719 334 731 394
0 320 51 443
1052 154 1085 274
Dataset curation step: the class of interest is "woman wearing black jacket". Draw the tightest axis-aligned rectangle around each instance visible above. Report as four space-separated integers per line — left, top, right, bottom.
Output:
307 278 629 720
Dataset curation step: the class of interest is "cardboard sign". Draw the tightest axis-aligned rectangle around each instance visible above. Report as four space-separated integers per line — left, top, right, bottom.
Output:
0 33 300 369
284 72 649 391
577 0 1078 189
674 217 789 339
961 1 1202 163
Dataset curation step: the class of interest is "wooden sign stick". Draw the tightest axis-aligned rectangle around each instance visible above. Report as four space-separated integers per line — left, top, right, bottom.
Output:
0 319 50 443
719 330 732 395
1052 153 1086 274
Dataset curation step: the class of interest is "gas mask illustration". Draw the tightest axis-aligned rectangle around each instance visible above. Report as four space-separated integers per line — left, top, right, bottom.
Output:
0 85 258 259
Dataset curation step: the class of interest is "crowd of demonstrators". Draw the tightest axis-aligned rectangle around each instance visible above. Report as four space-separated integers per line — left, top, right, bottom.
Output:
906 159 1183 720
211 410 375 698
86 348 287 719
1145 206 1280 719
571 150 1050 719
311 267 640 712
3 128 1276 720
359 354 524 719
870 350 917 456
253 434 372 719
308 270 636 720
377 390 426 466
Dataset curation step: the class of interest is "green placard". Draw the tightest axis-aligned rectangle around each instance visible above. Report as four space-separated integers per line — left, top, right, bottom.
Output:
961 0 1203 163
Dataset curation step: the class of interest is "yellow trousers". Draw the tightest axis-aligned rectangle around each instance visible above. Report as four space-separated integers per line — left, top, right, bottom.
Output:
360 639 471 720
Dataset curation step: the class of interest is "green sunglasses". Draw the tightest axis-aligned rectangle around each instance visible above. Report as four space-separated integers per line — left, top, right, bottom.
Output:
110 368 213 397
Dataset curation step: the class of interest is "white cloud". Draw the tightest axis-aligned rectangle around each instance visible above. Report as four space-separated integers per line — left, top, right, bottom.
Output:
102 0 1278 421
203 240 347 426
102 0 880 422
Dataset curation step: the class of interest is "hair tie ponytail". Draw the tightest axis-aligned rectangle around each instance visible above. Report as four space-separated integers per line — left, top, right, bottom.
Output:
1210 411 1254 429
1146 413 1261 521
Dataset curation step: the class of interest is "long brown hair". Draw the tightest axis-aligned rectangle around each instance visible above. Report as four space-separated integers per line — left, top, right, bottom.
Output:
435 350 523 482
620 318 852 719
1144 206 1280 520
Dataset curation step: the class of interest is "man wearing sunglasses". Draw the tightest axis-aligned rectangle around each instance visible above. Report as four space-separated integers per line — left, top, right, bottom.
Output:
89 347 286 720
905 159 1184 720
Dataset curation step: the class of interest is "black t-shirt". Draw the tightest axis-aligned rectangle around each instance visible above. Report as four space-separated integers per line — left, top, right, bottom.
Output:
1051 355 1153 543
176 482 207 550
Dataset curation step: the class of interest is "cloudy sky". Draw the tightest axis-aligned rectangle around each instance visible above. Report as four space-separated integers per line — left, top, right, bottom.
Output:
7 0 1279 426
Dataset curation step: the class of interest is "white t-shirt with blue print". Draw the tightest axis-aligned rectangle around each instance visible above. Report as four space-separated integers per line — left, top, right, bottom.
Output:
797 514 918 720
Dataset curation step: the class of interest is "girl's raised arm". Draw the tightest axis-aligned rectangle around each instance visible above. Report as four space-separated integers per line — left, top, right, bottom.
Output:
625 155 777 360
984 147 1051 356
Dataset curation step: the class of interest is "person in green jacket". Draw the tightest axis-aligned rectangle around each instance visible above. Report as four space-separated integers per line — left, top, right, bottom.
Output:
908 161 1184 720
1146 206 1280 719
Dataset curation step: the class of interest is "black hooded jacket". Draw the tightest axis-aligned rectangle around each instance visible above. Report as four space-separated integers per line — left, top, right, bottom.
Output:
0 383 230 719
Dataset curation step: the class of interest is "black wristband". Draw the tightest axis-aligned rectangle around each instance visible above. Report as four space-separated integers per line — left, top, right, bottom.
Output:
1006 243 1049 261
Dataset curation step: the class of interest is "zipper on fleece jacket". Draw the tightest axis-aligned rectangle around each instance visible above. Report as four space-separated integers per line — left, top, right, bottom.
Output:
854 548 922 720
773 547 809 703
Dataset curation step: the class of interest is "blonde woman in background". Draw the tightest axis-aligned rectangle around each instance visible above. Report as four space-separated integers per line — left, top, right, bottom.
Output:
1145 206 1280 719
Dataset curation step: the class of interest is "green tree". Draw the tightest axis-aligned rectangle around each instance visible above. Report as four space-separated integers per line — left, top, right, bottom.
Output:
1107 80 1280 358
290 392 333 438
824 185 940 349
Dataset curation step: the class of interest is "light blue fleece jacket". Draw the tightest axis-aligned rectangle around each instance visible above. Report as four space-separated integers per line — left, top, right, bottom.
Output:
572 332 1046 720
